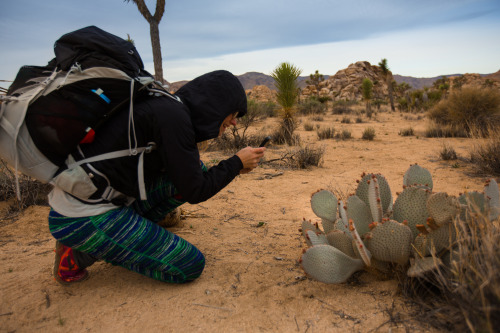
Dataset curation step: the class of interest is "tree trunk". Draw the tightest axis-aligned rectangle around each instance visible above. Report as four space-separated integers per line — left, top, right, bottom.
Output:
131 0 165 83
149 21 164 83
388 78 395 111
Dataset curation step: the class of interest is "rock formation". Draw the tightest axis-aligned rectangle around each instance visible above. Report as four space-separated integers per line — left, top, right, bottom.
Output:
301 61 393 102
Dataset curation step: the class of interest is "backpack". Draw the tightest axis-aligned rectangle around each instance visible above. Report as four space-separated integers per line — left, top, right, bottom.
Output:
0 26 181 202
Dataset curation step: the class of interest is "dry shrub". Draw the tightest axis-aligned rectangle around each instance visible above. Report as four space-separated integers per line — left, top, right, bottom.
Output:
0 159 51 214
361 127 376 140
398 127 414 136
439 143 458 161
469 126 500 176
292 145 325 169
316 127 335 140
297 98 327 116
340 116 351 124
303 122 315 131
427 87 500 136
402 211 500 333
271 117 301 146
424 122 468 138
335 129 352 140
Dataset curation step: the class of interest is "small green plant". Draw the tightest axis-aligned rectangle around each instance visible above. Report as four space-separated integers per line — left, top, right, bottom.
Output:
361 127 376 140
316 127 335 140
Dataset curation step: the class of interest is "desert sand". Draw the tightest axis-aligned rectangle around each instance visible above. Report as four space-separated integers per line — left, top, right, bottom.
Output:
0 110 490 332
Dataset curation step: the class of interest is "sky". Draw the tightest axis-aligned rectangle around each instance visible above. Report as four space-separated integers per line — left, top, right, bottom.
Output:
1 0 500 89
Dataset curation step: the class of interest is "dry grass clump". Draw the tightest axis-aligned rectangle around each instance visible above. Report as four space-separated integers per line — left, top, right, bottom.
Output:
439 143 458 161
292 145 325 168
316 127 335 140
0 159 52 214
402 210 500 333
361 127 376 140
303 122 315 131
335 129 352 140
427 87 500 136
398 127 415 136
424 122 468 138
469 126 500 176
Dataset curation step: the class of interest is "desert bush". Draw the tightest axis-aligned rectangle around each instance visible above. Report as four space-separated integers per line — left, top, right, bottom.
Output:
427 87 500 135
292 145 325 168
439 143 458 160
397 97 410 112
424 122 468 138
355 116 364 123
0 160 51 213
332 105 352 115
303 122 315 131
398 127 414 136
247 99 277 118
469 126 500 176
271 123 301 146
340 116 351 124
335 129 352 140
361 127 376 140
297 98 327 116
402 211 500 332
310 115 324 122
316 127 335 140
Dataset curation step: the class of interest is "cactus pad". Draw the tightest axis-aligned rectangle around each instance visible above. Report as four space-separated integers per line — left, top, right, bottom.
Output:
301 244 365 284
356 173 392 215
484 179 500 221
346 195 372 236
311 190 338 222
393 186 431 238
364 220 412 265
427 192 460 226
403 164 433 190
413 223 457 257
326 230 357 258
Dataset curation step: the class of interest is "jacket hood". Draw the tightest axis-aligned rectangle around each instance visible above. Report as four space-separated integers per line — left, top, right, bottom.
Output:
175 70 247 142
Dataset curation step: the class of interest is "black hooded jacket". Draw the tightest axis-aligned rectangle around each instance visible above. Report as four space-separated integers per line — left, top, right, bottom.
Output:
76 70 247 204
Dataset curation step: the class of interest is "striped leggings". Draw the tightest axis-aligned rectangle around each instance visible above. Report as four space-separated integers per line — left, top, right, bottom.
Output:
48 174 205 283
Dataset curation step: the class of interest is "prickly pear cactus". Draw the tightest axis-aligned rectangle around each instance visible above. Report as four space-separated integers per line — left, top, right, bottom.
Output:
300 164 500 284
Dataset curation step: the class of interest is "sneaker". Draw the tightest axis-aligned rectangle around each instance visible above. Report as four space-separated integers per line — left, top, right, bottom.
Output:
53 241 89 285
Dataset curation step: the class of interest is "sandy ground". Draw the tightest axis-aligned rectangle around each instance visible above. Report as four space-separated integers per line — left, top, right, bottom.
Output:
0 110 493 332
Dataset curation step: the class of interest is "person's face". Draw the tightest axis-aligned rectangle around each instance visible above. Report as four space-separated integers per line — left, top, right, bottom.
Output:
218 112 238 136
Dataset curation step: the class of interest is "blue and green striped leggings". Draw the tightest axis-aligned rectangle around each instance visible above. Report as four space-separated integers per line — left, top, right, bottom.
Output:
48 175 205 283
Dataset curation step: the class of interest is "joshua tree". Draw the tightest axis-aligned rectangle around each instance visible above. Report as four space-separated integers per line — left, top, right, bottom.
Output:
378 58 395 111
362 78 373 116
271 62 302 144
306 70 325 96
125 0 166 83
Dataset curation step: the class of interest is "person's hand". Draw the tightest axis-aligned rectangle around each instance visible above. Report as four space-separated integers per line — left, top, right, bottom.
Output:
236 146 266 174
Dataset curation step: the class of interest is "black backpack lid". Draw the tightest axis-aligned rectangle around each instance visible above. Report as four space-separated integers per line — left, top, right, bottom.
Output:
54 26 144 76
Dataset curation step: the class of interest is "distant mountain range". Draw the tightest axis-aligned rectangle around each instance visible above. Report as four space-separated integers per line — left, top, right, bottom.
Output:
169 70 499 92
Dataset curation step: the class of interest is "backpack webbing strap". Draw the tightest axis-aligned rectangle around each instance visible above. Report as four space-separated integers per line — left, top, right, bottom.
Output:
69 142 156 201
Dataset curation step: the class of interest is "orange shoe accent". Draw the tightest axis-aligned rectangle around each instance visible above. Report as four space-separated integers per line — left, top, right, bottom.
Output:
53 241 89 285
